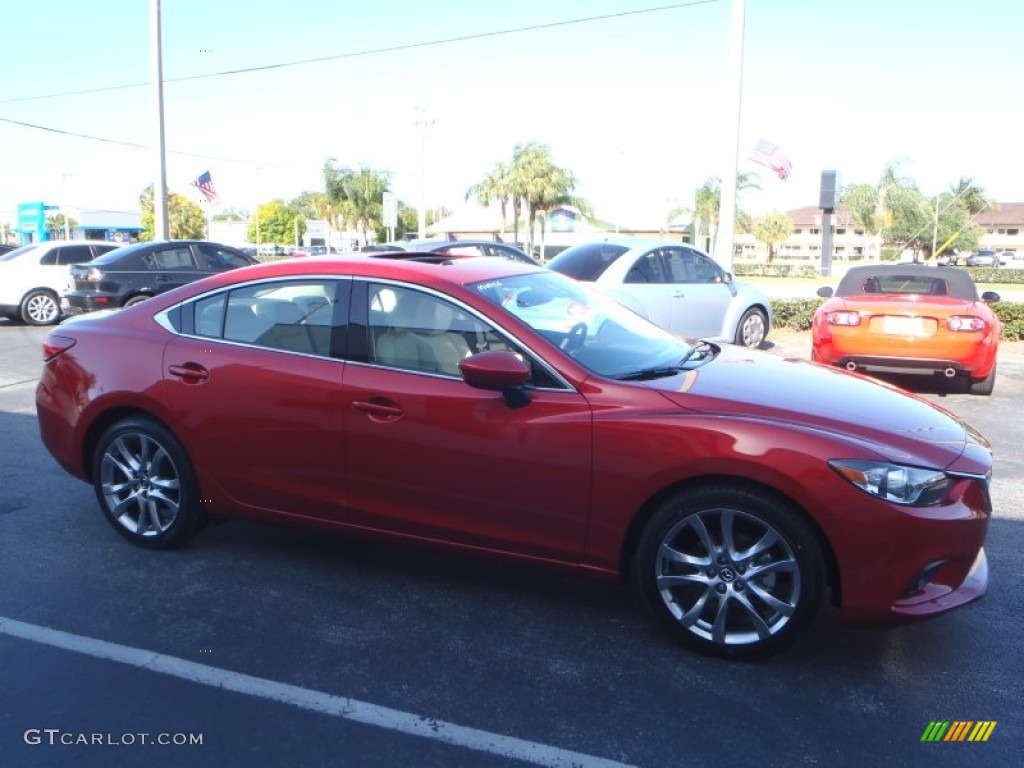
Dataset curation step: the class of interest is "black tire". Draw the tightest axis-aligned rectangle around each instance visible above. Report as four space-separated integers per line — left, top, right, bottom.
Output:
734 308 767 349
968 362 996 396
20 289 61 325
632 485 825 659
123 295 151 308
91 417 204 549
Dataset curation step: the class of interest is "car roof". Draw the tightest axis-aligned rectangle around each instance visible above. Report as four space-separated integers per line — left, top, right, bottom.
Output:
835 263 979 300
576 235 703 252
223 254 544 289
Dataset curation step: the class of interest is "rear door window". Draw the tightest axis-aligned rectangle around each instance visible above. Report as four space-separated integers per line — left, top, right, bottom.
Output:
142 247 197 270
54 245 97 265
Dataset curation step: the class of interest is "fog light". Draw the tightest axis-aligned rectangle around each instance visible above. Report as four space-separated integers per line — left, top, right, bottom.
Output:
902 560 947 597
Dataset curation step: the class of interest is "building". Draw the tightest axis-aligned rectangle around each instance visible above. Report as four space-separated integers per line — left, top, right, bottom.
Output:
13 201 142 245
974 202 1024 255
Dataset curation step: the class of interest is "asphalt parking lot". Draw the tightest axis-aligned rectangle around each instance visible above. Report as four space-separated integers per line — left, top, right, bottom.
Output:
1 319 1022 767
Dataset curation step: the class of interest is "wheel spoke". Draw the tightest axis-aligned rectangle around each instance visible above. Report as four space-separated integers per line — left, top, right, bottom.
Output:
747 581 797 617
747 557 798 580
109 490 140 520
657 571 710 590
710 593 731 644
659 542 709 568
112 438 141 473
145 498 166 533
731 591 775 639
678 587 713 628
736 529 780 562
719 509 738 557
686 514 716 555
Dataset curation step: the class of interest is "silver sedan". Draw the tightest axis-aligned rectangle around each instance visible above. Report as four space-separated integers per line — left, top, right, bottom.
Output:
547 237 772 348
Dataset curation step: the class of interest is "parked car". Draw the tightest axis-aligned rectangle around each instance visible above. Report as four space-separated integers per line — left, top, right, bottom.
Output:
0 240 121 325
62 240 258 316
965 249 1001 268
547 237 772 347
812 264 1001 394
361 238 539 265
37 256 991 659
0 243 16 256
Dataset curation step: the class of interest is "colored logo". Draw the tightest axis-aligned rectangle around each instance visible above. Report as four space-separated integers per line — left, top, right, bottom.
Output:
921 721 996 742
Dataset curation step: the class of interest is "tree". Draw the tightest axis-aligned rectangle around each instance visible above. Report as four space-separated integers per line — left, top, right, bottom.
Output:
324 160 390 245
948 177 990 216
212 207 249 222
752 211 794 263
671 173 761 253
46 213 79 238
247 200 305 245
466 143 588 251
139 185 205 240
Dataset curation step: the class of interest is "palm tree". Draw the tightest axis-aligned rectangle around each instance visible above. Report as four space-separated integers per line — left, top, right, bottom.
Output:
948 177 990 216
324 160 390 245
509 142 585 253
686 173 761 252
465 162 512 232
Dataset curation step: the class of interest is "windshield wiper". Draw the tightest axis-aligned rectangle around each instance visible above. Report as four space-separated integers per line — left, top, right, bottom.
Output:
614 342 716 381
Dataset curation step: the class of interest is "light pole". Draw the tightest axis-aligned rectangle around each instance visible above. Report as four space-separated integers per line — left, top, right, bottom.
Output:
414 106 434 239
151 0 169 240
713 0 747 272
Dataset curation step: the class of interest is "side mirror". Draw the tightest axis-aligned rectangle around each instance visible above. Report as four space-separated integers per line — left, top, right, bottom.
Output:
816 286 834 298
459 351 532 408
722 272 734 285
980 291 1001 303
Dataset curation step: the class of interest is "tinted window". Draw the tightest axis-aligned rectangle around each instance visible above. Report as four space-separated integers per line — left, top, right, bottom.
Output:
55 245 97 265
663 247 724 283
39 250 58 266
625 252 668 283
199 280 339 357
547 243 629 281
198 244 254 270
142 247 197 270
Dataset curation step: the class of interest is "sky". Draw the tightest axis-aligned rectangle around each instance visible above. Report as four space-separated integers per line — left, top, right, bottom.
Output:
1 0 1021 231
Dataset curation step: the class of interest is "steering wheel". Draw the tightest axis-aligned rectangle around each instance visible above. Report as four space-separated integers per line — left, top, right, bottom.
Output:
562 322 588 354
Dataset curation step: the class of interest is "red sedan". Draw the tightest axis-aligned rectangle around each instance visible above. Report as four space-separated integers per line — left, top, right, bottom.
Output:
36 256 992 659
812 264 1001 394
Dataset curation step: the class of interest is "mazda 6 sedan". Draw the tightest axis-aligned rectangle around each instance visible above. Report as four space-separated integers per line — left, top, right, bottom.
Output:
813 264 1001 395
36 256 991 659
547 237 772 347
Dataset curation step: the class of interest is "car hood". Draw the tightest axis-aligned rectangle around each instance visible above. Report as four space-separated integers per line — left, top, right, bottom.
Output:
648 345 982 469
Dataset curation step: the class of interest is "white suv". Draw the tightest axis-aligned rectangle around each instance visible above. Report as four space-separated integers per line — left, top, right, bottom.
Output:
0 240 122 325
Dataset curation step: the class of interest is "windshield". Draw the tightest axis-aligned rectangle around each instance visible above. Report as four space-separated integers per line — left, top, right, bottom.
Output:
0 245 39 263
470 271 692 379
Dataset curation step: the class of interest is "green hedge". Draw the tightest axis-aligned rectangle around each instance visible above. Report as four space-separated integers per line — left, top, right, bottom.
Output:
964 267 1024 284
771 298 1024 341
733 263 821 279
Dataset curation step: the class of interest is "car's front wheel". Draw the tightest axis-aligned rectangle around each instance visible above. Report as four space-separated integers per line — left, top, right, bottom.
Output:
20 290 61 325
92 417 204 548
734 308 767 348
633 485 826 659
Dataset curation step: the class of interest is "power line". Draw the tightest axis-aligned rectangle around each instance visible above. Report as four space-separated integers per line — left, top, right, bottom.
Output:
0 1 718 104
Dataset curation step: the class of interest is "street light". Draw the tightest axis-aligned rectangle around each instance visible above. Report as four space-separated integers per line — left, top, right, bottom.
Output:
414 106 434 239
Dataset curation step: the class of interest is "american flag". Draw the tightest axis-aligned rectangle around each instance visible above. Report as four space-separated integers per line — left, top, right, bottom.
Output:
749 140 792 181
191 171 219 204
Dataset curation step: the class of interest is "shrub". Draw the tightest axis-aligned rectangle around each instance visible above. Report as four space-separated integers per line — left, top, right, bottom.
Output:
733 263 820 279
993 301 1024 341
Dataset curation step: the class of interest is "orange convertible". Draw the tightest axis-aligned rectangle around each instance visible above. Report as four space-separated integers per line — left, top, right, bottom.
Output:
812 264 1002 395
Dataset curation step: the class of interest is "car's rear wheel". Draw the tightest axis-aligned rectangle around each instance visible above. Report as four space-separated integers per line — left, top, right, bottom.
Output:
968 362 996 396
92 417 204 548
734 308 767 348
633 485 825 659
20 290 61 325
123 295 151 308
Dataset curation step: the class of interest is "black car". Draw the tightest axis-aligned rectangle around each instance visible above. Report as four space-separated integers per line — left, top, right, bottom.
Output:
63 240 258 315
361 238 539 265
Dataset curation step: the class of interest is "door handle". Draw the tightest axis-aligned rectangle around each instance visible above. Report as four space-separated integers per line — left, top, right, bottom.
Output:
352 399 403 422
155 275 172 282
168 363 209 383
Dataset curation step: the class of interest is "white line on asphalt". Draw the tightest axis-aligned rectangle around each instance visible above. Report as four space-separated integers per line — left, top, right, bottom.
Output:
0 616 634 768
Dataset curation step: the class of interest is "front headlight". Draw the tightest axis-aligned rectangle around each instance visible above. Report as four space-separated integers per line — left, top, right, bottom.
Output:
829 460 950 506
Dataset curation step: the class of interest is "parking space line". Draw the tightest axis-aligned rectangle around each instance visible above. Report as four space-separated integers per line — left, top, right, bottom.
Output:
0 616 633 768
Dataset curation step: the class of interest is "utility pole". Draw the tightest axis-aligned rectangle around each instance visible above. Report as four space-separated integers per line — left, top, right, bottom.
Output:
414 107 434 239
151 0 169 240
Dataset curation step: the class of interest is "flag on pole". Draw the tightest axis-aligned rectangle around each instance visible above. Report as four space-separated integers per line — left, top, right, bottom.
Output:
191 171 219 204
749 140 792 181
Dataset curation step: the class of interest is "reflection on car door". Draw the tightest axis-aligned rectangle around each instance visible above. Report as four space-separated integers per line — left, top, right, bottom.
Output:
141 245 206 293
340 280 594 561
160 279 350 519
660 247 733 338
